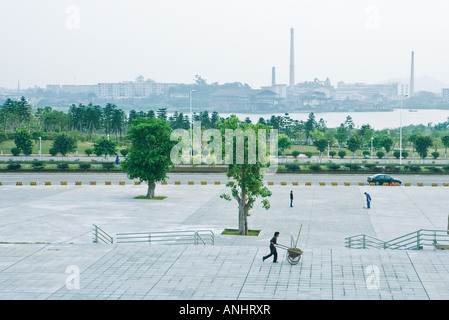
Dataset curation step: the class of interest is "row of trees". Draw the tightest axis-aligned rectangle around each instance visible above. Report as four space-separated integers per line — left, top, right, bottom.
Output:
1 97 227 141
7 127 120 158
2 97 449 161
0 97 33 131
265 112 449 160
129 109 222 130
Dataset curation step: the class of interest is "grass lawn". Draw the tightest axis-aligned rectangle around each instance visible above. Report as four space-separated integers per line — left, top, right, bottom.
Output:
221 229 261 236
134 195 167 200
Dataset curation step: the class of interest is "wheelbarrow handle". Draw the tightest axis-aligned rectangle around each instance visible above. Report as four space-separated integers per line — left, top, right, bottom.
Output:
275 244 290 250
295 225 303 248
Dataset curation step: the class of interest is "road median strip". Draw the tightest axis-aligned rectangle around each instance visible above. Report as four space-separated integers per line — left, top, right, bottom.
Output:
3 179 447 187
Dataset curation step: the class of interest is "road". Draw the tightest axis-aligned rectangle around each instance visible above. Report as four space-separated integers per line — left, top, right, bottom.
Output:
0 172 448 186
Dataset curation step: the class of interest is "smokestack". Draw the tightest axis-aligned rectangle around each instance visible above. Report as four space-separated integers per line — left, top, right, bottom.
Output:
272 67 276 86
289 28 295 90
410 51 414 97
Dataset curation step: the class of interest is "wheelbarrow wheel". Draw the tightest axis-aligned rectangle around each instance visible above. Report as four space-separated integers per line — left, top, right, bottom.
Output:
286 250 302 265
287 254 301 265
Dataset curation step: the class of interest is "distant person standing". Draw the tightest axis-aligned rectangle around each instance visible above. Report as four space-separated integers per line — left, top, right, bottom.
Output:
364 192 372 209
290 191 293 207
263 232 280 263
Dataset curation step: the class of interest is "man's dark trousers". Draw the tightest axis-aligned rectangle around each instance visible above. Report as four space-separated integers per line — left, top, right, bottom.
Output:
263 244 278 262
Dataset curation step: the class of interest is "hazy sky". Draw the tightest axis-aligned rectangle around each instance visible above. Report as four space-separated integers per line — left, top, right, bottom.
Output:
1 0 449 89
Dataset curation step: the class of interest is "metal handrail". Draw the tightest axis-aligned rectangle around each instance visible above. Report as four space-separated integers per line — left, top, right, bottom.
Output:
345 229 449 250
115 230 214 245
92 224 114 244
195 232 207 245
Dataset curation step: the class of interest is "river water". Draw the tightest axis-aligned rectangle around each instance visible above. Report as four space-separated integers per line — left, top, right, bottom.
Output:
220 109 449 130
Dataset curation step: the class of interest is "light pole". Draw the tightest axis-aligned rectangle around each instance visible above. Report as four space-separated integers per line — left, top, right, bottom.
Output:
189 90 195 160
399 94 408 165
39 137 42 158
371 136 374 159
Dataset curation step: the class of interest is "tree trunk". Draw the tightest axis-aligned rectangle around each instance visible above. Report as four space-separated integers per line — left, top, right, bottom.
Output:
238 185 248 235
147 180 156 198
238 200 248 235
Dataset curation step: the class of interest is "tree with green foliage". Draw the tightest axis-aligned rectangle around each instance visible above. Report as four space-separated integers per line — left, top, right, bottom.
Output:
362 128 375 147
52 133 77 156
334 124 348 148
344 115 355 130
93 136 118 158
0 97 32 131
346 134 363 159
378 135 394 158
313 138 328 162
36 106 71 132
121 118 175 198
14 127 33 155
218 115 272 235
303 113 317 145
408 134 419 158
278 134 292 155
310 129 325 142
0 131 7 154
16 97 33 129
68 103 103 138
324 129 336 149
433 137 442 152
415 136 433 159
442 135 449 159
156 108 168 121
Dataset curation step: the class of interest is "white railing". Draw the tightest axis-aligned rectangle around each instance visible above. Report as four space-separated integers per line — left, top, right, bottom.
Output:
92 224 114 244
115 230 214 245
345 229 449 250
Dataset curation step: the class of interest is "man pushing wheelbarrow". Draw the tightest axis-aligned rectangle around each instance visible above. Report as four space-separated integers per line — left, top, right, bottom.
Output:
263 232 280 263
262 226 303 265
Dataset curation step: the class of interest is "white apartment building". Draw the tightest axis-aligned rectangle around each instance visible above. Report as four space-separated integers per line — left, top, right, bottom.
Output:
97 80 178 99
46 78 178 99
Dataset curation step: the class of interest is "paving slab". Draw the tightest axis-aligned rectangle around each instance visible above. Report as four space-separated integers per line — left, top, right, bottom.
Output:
0 179 449 300
0 244 448 300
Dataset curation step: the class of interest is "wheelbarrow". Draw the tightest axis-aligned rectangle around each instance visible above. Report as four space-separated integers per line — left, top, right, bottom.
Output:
276 225 303 265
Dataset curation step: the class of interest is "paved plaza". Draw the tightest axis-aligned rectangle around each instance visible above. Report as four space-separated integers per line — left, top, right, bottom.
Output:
1 174 449 300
